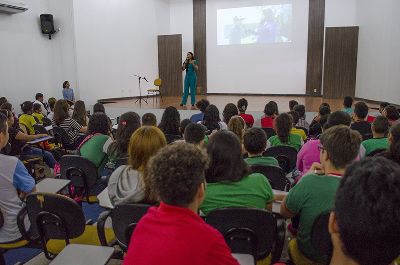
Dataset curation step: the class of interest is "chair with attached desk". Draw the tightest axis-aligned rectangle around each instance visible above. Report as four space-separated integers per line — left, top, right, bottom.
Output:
97 203 151 252
25 192 115 260
52 126 76 151
205 208 286 265
250 165 291 191
263 146 298 174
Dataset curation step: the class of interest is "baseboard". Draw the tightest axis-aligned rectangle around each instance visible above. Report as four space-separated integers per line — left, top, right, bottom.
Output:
206 93 321 97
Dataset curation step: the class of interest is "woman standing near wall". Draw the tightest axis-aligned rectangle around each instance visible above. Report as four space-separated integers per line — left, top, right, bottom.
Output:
180 52 198 107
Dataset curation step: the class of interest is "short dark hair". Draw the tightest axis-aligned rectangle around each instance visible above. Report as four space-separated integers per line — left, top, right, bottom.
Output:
293 104 306 118
320 125 361 169
335 157 400 265
289 100 298 111
372 116 389 134
87 112 110 135
35 93 43 100
384 105 400 121
196 99 210 113
222 103 239 124
319 105 331 116
21 101 33 114
380 102 390 111
354 102 369 119
287 111 300 125
33 103 42 112
324 111 352 130
206 130 250 183
142 113 157 126
149 143 208 207
184 123 205 144
343 96 353 108
0 112 7 134
243 128 267 155
237 98 248 113
264 101 277 116
93 102 105 113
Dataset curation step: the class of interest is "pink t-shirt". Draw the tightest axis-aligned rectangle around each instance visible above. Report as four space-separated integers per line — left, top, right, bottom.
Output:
296 139 321 179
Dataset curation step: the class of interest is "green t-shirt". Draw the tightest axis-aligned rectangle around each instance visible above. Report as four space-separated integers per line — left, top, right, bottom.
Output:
268 133 303 151
245 156 279 167
285 174 341 263
361 137 389 156
80 134 112 174
200 173 273 216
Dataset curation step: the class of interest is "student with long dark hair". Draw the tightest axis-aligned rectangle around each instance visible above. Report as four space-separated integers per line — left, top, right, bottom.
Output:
201 104 227 134
384 122 400 164
222 103 239 125
180 52 198 106
267 113 303 151
159 106 181 143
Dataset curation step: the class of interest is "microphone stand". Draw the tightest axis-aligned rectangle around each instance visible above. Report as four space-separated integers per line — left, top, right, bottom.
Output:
133 74 148 106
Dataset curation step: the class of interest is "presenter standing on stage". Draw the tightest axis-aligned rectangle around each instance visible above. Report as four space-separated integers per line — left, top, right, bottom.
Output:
180 52 198 107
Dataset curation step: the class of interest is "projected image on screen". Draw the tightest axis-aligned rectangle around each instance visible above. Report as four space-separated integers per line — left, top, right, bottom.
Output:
217 4 292 45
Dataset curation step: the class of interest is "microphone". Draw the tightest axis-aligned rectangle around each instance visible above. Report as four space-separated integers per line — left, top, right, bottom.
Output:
143 77 148 82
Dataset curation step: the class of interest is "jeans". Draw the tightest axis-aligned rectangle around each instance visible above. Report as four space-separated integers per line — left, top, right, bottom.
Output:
23 147 56 168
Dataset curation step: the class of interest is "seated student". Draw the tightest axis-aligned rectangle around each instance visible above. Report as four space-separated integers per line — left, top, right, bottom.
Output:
384 122 400 165
108 126 166 206
123 143 239 265
179 119 191 138
0 97 7 107
47 97 56 121
78 113 113 174
243 128 279 167
159 106 181 143
93 102 106 114
309 104 331 136
200 131 274 216
280 125 361 264
0 113 36 244
360 115 389 157
237 98 254 127
267 113 303 151
141 112 157 126
32 103 44 124
184 123 206 146
294 104 309 130
288 111 307 141
1 110 56 168
228 116 245 145
329 157 400 265
190 99 210 123
33 93 48 115
201 104 227 134
296 111 351 179
350 101 372 141
379 101 390 115
289 100 298 111
107 112 141 168
258 101 277 128
18 101 37 135
72 100 88 127
222 103 239 125
52 99 87 147
383 105 400 126
341 96 353 115
1 102 19 129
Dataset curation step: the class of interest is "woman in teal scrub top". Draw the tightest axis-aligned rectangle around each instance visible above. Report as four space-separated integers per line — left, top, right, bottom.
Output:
180 52 198 107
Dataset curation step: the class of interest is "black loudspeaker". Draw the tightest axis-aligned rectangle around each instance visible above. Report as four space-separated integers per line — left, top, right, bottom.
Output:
40 14 55 35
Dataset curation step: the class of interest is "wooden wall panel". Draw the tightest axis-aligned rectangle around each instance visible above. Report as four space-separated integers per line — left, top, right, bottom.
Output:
306 0 325 96
323 27 359 99
158 34 183 97
193 0 207 94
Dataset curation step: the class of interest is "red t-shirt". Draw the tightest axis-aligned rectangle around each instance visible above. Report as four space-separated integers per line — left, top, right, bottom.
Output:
261 116 275 128
367 115 376 123
240 113 255 127
123 202 239 265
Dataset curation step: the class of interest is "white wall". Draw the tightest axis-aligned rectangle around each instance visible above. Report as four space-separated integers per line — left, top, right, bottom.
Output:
169 0 194 57
325 0 357 27
0 0 76 109
355 0 400 104
72 0 171 105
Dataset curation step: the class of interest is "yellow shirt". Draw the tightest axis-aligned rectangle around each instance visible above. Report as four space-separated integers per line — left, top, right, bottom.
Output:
291 128 307 141
32 112 44 124
19 114 37 135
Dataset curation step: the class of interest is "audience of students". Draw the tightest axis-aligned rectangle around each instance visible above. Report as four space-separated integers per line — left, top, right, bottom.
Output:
383 105 400 126
124 143 239 265
19 101 37 135
190 99 210 123
72 100 88 127
329 157 400 265
237 98 254 127
183 123 206 146
0 113 36 244
360 115 389 157
243 128 279 167
341 96 353 115
108 126 166 206
281 125 361 264
267 113 303 151
200 130 274 216
62 81 75 102
32 103 44 124
222 103 239 125
294 104 309 130
350 101 372 141
289 100 298 111
141 112 157 126
201 104 227 134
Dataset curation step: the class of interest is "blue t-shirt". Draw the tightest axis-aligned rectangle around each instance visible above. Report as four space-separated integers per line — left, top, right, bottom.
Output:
190 113 204 123
63 88 75 101
13 161 35 193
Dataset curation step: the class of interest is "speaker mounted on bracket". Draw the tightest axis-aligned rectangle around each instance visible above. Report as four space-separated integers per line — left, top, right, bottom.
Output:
40 14 58 40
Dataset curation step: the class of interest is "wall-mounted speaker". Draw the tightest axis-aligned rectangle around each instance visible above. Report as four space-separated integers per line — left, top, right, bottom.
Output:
40 14 55 37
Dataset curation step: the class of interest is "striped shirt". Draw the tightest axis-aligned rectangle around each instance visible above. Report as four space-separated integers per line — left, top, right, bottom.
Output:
53 118 82 144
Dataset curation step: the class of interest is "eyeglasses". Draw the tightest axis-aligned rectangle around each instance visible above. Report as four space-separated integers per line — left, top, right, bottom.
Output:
317 144 325 152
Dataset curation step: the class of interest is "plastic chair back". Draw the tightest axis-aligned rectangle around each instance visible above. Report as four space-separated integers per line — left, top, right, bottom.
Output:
263 146 298 173
250 165 290 191
154 78 162 87
34 124 48 135
43 117 52 127
367 148 387 157
52 126 70 148
310 212 332 258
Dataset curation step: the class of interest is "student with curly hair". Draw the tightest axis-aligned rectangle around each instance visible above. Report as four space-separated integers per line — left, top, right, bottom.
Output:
267 113 303 151
142 113 157 126
123 143 239 265
227 116 245 144
237 98 254 127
